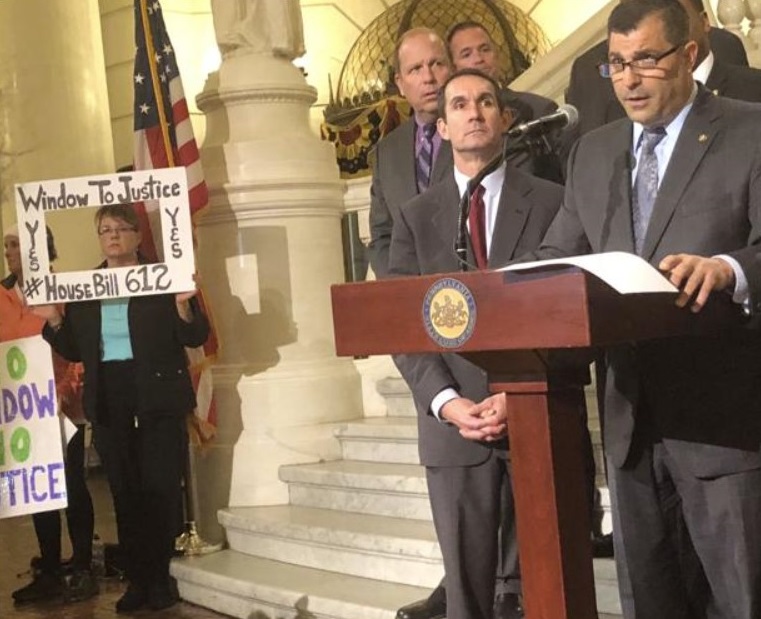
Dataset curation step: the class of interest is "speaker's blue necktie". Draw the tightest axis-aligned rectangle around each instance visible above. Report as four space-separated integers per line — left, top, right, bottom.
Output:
632 126 667 254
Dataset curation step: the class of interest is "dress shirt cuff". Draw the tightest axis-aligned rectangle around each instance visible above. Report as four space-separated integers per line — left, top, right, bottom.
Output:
715 254 749 306
431 388 460 422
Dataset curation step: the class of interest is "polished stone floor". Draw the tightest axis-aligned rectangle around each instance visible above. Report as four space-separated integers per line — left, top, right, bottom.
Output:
0 471 227 619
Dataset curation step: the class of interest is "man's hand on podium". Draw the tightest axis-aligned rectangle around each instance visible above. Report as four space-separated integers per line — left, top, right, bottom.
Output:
659 253 735 313
441 394 507 442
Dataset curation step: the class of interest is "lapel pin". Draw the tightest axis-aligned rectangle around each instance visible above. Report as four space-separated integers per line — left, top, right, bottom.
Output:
698 134 708 143
712 89 720 96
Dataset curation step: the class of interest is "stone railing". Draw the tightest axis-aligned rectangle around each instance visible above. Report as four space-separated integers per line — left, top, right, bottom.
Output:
716 0 761 66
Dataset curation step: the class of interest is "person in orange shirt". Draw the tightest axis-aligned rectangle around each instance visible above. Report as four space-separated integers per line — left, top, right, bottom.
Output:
2 224 99 605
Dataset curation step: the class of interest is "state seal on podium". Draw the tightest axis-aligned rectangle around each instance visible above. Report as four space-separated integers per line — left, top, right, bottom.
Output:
422 277 477 348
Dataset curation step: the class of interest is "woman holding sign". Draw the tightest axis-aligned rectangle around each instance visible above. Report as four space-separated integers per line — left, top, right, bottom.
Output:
0 224 99 606
37 204 209 613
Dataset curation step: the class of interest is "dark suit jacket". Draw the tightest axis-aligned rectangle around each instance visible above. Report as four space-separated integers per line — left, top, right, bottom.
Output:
704 59 761 100
503 87 565 182
566 28 751 138
388 166 564 467
43 289 209 423
368 120 453 279
530 87 761 478
503 87 556 122
710 25 750 67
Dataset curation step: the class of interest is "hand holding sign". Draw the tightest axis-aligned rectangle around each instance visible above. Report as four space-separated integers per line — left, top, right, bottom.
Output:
31 305 63 329
175 273 200 322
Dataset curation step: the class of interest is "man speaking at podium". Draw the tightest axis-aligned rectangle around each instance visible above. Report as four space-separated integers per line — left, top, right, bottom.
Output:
525 1 761 617
388 68 565 619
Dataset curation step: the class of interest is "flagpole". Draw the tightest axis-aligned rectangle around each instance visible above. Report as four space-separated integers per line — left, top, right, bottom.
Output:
138 0 175 167
136 0 220 556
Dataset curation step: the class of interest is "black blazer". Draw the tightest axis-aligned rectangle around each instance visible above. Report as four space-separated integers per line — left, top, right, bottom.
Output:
705 59 761 101
43 290 209 423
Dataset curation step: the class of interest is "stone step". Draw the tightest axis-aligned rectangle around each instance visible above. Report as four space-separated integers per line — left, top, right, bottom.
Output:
594 558 622 616
280 459 432 521
172 551 433 619
173 551 623 619
336 416 419 464
220 505 441 588
377 377 416 417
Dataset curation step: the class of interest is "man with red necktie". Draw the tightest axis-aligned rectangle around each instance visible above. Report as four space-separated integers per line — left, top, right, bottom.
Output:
388 68 566 619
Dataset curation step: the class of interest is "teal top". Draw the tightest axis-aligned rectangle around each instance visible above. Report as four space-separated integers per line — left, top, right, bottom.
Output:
100 298 133 361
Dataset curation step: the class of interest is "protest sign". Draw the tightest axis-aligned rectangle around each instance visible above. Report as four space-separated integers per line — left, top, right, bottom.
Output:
14 168 195 305
0 336 66 519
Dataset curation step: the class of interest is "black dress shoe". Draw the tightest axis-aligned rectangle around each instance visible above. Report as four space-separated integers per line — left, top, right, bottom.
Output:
494 592 524 619
396 585 446 619
12 572 63 605
115 583 147 614
592 533 614 558
148 585 179 611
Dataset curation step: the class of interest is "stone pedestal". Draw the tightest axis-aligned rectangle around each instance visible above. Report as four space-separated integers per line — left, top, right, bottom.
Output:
193 50 362 540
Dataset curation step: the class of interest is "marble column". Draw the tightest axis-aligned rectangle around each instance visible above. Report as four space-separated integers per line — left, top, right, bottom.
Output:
193 1 362 541
0 0 114 271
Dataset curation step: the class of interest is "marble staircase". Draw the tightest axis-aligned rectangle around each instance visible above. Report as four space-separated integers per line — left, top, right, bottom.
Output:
173 376 622 618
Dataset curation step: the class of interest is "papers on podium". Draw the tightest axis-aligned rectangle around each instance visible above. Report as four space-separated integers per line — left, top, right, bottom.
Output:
501 251 678 295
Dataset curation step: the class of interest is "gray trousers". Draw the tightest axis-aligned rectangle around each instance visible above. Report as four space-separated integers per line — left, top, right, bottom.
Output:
609 442 761 619
426 450 520 619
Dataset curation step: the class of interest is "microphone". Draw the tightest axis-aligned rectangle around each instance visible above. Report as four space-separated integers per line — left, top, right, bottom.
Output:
506 104 579 139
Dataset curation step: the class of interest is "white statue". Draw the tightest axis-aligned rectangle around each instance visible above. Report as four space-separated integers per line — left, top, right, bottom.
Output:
211 0 305 60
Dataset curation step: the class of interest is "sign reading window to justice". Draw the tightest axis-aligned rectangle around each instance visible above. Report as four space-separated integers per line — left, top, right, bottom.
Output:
14 168 195 305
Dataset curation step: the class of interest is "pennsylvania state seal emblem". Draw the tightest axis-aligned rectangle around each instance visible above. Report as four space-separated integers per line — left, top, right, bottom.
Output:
422 278 477 348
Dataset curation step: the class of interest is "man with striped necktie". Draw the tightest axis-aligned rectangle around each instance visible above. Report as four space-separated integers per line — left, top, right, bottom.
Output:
369 27 452 279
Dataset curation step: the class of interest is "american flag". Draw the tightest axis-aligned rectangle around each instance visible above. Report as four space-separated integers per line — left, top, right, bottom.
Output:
133 0 218 441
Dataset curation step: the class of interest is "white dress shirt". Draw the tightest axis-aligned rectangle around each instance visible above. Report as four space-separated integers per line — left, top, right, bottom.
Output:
430 162 507 420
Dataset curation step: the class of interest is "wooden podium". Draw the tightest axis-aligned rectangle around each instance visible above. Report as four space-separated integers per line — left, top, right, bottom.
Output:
331 267 741 619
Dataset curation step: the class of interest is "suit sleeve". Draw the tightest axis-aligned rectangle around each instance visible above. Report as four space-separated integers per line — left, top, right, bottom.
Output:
175 296 210 348
42 309 82 363
727 138 761 314
368 146 393 279
521 139 593 261
389 206 459 415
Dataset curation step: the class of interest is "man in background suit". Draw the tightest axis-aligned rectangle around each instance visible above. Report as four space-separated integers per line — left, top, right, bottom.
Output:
566 0 752 138
447 21 557 121
526 1 761 616
447 20 564 182
368 28 452 279
390 68 564 619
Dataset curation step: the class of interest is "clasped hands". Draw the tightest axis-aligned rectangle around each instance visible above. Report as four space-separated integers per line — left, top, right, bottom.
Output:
440 393 507 442
659 254 735 313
